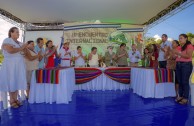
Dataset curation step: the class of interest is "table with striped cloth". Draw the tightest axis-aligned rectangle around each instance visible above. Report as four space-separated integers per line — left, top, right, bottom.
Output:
131 67 176 98
29 67 75 104
74 67 131 91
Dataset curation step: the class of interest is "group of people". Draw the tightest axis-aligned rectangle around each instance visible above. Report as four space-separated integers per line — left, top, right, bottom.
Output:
142 34 193 105
0 27 193 108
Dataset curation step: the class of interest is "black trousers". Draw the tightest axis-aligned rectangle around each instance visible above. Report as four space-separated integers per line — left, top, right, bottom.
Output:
159 61 167 68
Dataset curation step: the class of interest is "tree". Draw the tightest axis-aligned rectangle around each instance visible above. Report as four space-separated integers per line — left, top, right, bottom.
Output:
144 37 157 46
0 49 4 63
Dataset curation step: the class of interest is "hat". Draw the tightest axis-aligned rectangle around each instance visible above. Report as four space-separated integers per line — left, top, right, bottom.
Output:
64 41 70 44
107 45 114 49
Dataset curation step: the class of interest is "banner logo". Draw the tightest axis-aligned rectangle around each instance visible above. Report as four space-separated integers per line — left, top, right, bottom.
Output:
108 31 128 45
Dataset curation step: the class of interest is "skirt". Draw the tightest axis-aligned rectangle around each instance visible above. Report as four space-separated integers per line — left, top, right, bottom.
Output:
0 57 27 92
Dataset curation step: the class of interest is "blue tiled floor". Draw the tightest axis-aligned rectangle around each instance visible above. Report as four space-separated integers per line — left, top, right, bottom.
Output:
1 90 194 126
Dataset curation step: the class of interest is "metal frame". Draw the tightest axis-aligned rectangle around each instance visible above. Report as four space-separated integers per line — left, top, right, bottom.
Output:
0 14 24 30
25 23 64 31
0 14 26 42
0 8 23 23
145 0 194 31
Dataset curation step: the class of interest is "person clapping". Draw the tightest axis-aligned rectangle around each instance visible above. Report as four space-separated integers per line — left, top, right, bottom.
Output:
0 27 27 108
59 42 72 67
128 44 141 67
104 45 116 67
88 47 101 67
74 46 86 67
24 40 42 99
141 48 150 67
116 43 128 67
34 38 45 69
45 40 58 68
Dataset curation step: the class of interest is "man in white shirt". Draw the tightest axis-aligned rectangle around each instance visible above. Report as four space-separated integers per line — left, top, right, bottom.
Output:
128 44 141 67
158 34 171 68
74 46 86 67
59 42 71 67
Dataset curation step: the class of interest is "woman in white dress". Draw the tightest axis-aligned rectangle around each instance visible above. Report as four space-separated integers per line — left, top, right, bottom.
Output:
0 27 27 108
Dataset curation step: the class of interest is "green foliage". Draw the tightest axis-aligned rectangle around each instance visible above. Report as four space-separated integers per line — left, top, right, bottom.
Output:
144 37 161 46
186 32 194 45
187 32 194 38
0 49 3 63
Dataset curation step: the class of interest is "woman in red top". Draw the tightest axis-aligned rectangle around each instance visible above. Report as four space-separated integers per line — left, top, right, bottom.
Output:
149 44 159 68
174 34 193 105
45 40 58 68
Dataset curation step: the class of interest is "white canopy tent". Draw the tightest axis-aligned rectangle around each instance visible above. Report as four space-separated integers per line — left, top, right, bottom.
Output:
0 0 193 28
0 0 192 49
0 0 176 24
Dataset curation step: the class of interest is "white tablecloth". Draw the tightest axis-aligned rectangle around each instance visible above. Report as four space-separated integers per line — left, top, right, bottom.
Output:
131 67 176 98
75 68 130 91
29 68 75 104
0 92 6 111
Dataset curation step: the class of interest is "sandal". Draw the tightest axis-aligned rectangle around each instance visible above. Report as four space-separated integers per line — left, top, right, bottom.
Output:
15 100 23 106
179 99 188 105
175 97 183 102
10 102 19 108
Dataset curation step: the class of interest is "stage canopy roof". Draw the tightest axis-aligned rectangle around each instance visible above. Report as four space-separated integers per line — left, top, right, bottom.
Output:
0 0 188 26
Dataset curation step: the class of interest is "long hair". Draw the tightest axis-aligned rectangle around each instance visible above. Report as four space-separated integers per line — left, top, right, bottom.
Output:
152 44 158 53
173 40 180 46
8 27 18 38
46 40 52 47
179 34 191 51
143 48 149 55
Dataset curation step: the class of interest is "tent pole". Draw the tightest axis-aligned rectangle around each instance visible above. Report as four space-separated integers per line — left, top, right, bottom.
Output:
22 23 27 43
143 26 148 49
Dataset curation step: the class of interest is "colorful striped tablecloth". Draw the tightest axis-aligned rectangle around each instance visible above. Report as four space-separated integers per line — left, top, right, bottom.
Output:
154 69 174 83
104 67 131 84
35 67 69 84
74 68 102 84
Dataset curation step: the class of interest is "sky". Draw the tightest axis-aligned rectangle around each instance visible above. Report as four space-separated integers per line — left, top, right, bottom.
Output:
0 4 194 47
0 18 22 47
0 18 14 46
146 4 194 40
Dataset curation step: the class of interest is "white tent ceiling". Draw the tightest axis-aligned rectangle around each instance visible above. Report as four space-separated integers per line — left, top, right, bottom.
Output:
0 0 177 24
